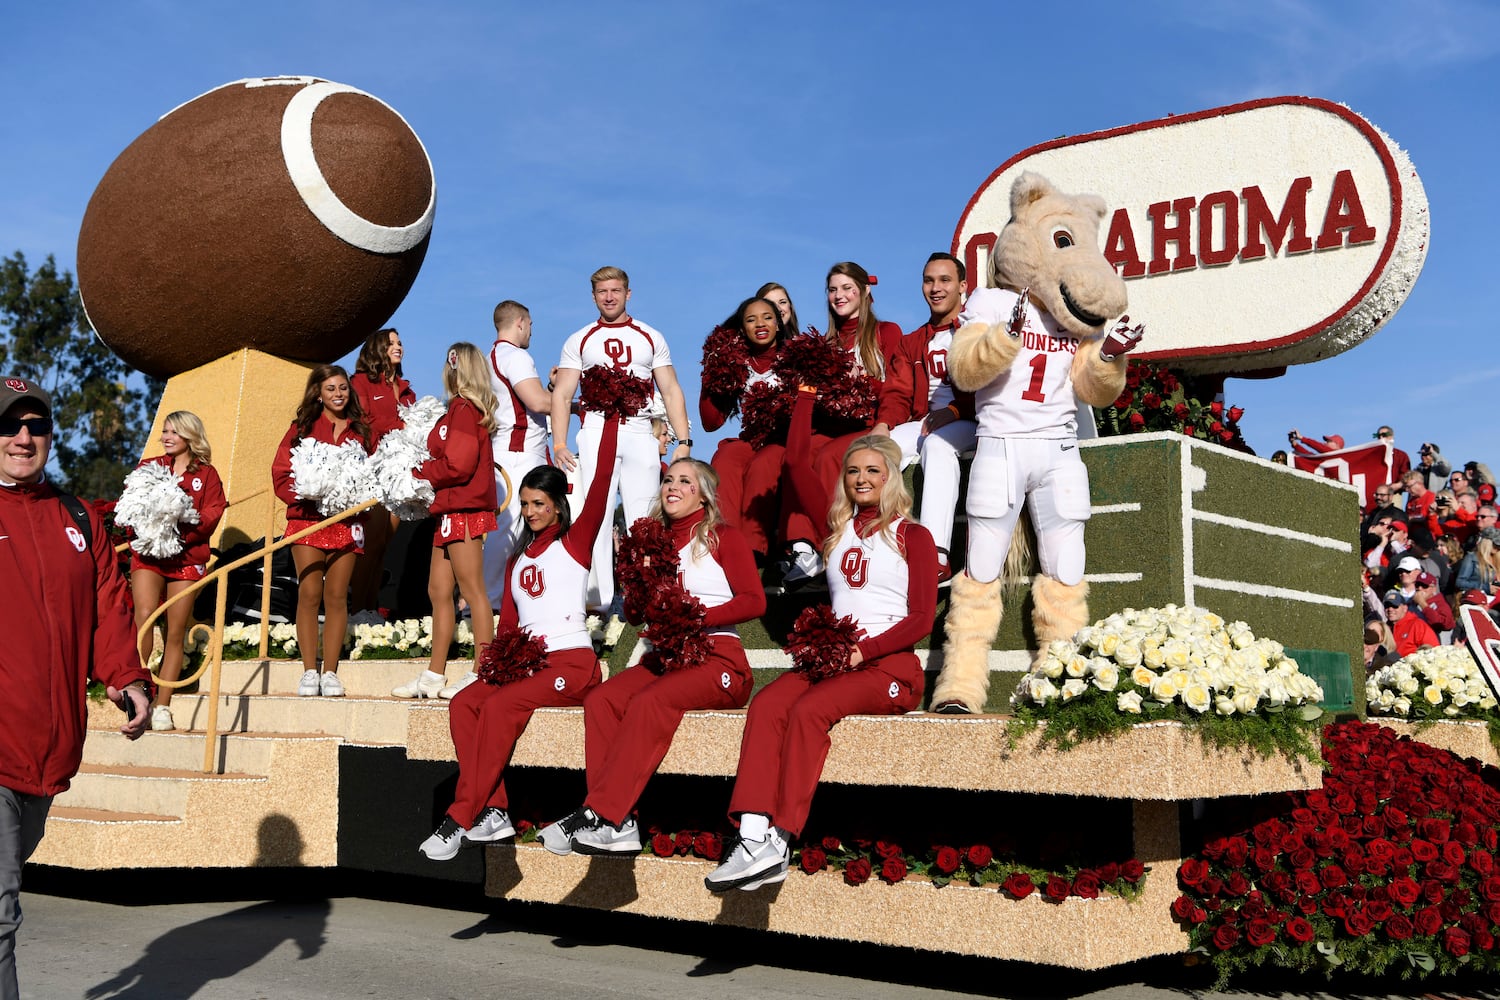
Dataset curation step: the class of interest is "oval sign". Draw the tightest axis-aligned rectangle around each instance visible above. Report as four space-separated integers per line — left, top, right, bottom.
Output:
952 97 1428 373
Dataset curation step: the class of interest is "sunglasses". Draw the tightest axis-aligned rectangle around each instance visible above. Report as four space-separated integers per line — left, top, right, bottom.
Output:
0 415 53 437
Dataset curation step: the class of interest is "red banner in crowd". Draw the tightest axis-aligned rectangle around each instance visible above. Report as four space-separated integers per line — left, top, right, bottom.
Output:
1291 441 1393 508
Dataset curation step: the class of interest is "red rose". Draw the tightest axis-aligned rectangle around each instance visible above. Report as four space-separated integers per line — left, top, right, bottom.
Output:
1173 402 1189 419
1295 870 1322 896
1343 911 1374 937
1419 817 1451 843
1244 919 1275 947
1096 862 1120 884
1442 840 1466 866
1472 848 1495 876
1444 926 1471 957
1389 876 1420 907
1455 821 1480 846
1319 865 1348 890
1224 872 1250 898
1285 916 1315 942
1427 861 1460 885
1142 392 1161 409
1386 914 1414 940
966 844 993 869
1072 873 1101 900
1182 425 1196 437
694 832 724 861
1413 906 1443 936
821 835 841 852
1004 872 1037 899
1365 899 1393 923
1481 876 1500 902
1044 876 1071 902
874 840 902 860
1411 839 1438 862
1290 848 1315 871
1209 420 1224 435
1120 859 1145 882
673 831 694 856
879 856 908 884
1228 406 1244 422
1179 858 1209 888
1212 923 1240 951
1128 412 1146 430
799 846 826 875
1115 391 1134 409
1172 895 1197 921
843 858 872 886
1200 876 1224 899
1250 847 1276 873
651 833 674 857
933 847 960 876
1209 401 1223 416
1366 838 1395 863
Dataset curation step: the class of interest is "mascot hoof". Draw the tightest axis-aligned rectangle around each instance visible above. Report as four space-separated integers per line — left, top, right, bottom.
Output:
932 699 974 715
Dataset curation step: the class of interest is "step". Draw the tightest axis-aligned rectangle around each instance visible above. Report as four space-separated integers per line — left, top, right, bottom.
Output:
82 729 284 774
205 657 458 698
58 764 265 816
89 693 413 744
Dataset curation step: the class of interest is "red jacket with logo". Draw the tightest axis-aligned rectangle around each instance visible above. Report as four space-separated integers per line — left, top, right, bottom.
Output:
0 479 152 796
271 415 373 524
418 397 497 516
875 317 977 428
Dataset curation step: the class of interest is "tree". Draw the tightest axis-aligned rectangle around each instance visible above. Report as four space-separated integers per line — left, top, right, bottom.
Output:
0 251 163 497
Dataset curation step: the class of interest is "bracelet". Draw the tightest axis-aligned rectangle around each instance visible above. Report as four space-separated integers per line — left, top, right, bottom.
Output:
676 438 694 449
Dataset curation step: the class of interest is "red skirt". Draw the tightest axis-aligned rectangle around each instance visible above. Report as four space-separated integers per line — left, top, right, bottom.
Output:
434 510 499 547
286 518 365 554
130 554 208 582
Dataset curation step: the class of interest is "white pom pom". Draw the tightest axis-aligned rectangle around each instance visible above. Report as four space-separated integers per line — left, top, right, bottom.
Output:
289 438 375 517
369 395 445 521
116 462 199 559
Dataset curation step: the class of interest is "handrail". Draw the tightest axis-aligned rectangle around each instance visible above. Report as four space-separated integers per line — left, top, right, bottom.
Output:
136 497 382 773
113 484 277 554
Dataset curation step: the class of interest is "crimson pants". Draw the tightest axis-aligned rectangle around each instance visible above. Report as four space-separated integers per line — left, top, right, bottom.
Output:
712 438 786 559
726 652 923 838
780 432 836 549
446 647 601 827
583 636 753 824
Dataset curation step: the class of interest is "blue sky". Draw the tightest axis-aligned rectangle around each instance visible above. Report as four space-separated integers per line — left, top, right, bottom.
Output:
5 1 1498 468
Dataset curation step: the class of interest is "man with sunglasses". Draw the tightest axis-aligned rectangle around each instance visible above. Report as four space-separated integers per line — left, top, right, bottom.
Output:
0 376 150 1000
1372 425 1411 489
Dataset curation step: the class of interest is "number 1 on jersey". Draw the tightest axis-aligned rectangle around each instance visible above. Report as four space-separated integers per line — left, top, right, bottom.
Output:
1020 353 1047 402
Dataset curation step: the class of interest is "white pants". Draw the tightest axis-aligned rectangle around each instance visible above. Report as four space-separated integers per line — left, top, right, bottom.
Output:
964 436 1090 586
576 421 661 612
483 449 550 606
889 418 979 557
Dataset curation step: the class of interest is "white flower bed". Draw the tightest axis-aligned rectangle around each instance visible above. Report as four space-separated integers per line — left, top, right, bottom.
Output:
1367 645 1498 719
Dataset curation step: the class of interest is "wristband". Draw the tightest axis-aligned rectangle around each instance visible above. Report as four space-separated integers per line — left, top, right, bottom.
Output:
676 438 693 449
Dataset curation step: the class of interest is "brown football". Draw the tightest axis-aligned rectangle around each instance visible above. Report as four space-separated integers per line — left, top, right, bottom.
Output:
77 76 436 379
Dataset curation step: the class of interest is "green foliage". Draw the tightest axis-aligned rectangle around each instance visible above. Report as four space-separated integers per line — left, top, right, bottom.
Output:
0 250 162 497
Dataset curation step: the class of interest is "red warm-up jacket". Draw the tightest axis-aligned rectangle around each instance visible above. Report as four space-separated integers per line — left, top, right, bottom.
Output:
418 397 498 516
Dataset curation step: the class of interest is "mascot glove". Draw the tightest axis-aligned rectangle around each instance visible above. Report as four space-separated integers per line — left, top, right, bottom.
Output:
1005 287 1032 338
1099 316 1145 362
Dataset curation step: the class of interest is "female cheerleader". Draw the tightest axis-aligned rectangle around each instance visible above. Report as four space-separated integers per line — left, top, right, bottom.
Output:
706 386 937 891
418 417 622 859
755 281 800 337
540 457 767 855
701 295 787 563
393 344 500 699
271 364 373 698
350 328 415 617
781 262 904 583
130 411 226 731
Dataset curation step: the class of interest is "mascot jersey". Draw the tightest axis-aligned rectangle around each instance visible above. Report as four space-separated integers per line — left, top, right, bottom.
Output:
961 287 1079 439
560 318 672 433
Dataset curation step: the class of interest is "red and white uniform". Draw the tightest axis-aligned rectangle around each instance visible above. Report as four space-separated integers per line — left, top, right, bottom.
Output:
418 397 498 547
272 416 373 553
128 455 227 580
878 317 978 555
485 340 552 601
350 371 415 445
958 287 1092 586
559 317 676 610
444 421 620 828
703 342 784 559
728 390 937 836
580 509 765 825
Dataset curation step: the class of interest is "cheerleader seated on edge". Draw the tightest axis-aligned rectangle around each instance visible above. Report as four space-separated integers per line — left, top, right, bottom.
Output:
705 385 938 891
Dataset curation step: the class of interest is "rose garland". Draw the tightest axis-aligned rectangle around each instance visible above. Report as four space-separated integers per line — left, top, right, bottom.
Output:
579 366 653 421
786 604 865 682
115 460 199 558
369 395 446 521
699 324 751 411
475 623 550 687
616 516 708 673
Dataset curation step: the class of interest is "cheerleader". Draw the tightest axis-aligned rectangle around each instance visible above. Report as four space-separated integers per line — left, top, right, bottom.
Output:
418 418 622 859
706 386 937 891
781 262 904 584
755 281 800 336
392 344 500 699
271 364 373 698
701 296 787 563
349 327 415 617
129 411 226 732
539 457 767 855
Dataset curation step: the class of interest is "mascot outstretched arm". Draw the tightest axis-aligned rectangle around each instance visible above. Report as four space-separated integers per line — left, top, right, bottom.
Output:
932 172 1144 715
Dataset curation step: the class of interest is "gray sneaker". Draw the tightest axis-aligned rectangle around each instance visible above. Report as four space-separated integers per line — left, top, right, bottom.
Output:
418 817 467 861
467 807 515 843
539 807 600 856
705 835 790 892
570 813 642 856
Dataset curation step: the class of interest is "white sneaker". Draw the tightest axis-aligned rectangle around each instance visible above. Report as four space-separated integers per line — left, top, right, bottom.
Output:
149 705 175 732
438 671 478 700
783 542 824 584
392 671 446 699
319 671 344 697
418 817 467 861
705 834 790 892
467 806 516 842
297 669 322 696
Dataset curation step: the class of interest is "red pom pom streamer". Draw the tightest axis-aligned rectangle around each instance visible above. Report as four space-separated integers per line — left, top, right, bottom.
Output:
638 582 710 674
699 324 751 410
579 366 653 421
617 516 679 623
476 623 550 686
786 604 865 682
738 379 794 449
777 333 877 432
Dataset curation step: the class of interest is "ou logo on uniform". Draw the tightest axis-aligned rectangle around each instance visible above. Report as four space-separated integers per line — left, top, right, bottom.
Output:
519 564 546 598
603 338 633 369
928 349 948 379
840 548 869 588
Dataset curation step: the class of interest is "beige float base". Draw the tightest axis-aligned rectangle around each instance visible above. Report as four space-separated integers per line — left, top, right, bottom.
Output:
1372 719 1500 768
144 348 312 549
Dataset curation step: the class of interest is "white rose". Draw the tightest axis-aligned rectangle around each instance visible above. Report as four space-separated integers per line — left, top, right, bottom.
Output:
1094 632 1120 657
1065 655 1089 679
1150 675 1179 703
1117 690 1144 714
1092 664 1120 692
1028 678 1060 704
1215 695 1236 715
1163 639 1192 669
1061 678 1088 701
1423 684 1445 706
1132 665 1157 688
1393 696 1411 715
1183 683 1211 713
1232 691 1260 715
1041 657 1065 680
1114 642 1143 667
1144 646 1166 669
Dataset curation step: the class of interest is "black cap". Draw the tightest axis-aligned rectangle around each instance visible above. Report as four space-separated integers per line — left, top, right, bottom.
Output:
0 376 51 417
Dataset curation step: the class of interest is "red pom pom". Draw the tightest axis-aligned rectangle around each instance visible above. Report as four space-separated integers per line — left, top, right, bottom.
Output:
739 379 795 449
778 333 877 431
638 582 710 674
616 516 680 622
699 324 752 409
475 623 549 686
579 366 653 421
786 604 864 682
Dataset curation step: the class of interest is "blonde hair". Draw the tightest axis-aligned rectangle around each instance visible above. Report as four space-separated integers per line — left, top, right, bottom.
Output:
1478 537 1500 590
443 342 499 434
822 435 911 561
163 410 211 467
591 265 629 289
648 459 724 559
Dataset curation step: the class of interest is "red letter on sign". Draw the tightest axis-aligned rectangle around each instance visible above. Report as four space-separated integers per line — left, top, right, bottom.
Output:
1240 178 1313 260
1197 190 1239 267
1147 197 1197 275
1315 169 1378 250
1103 208 1145 278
